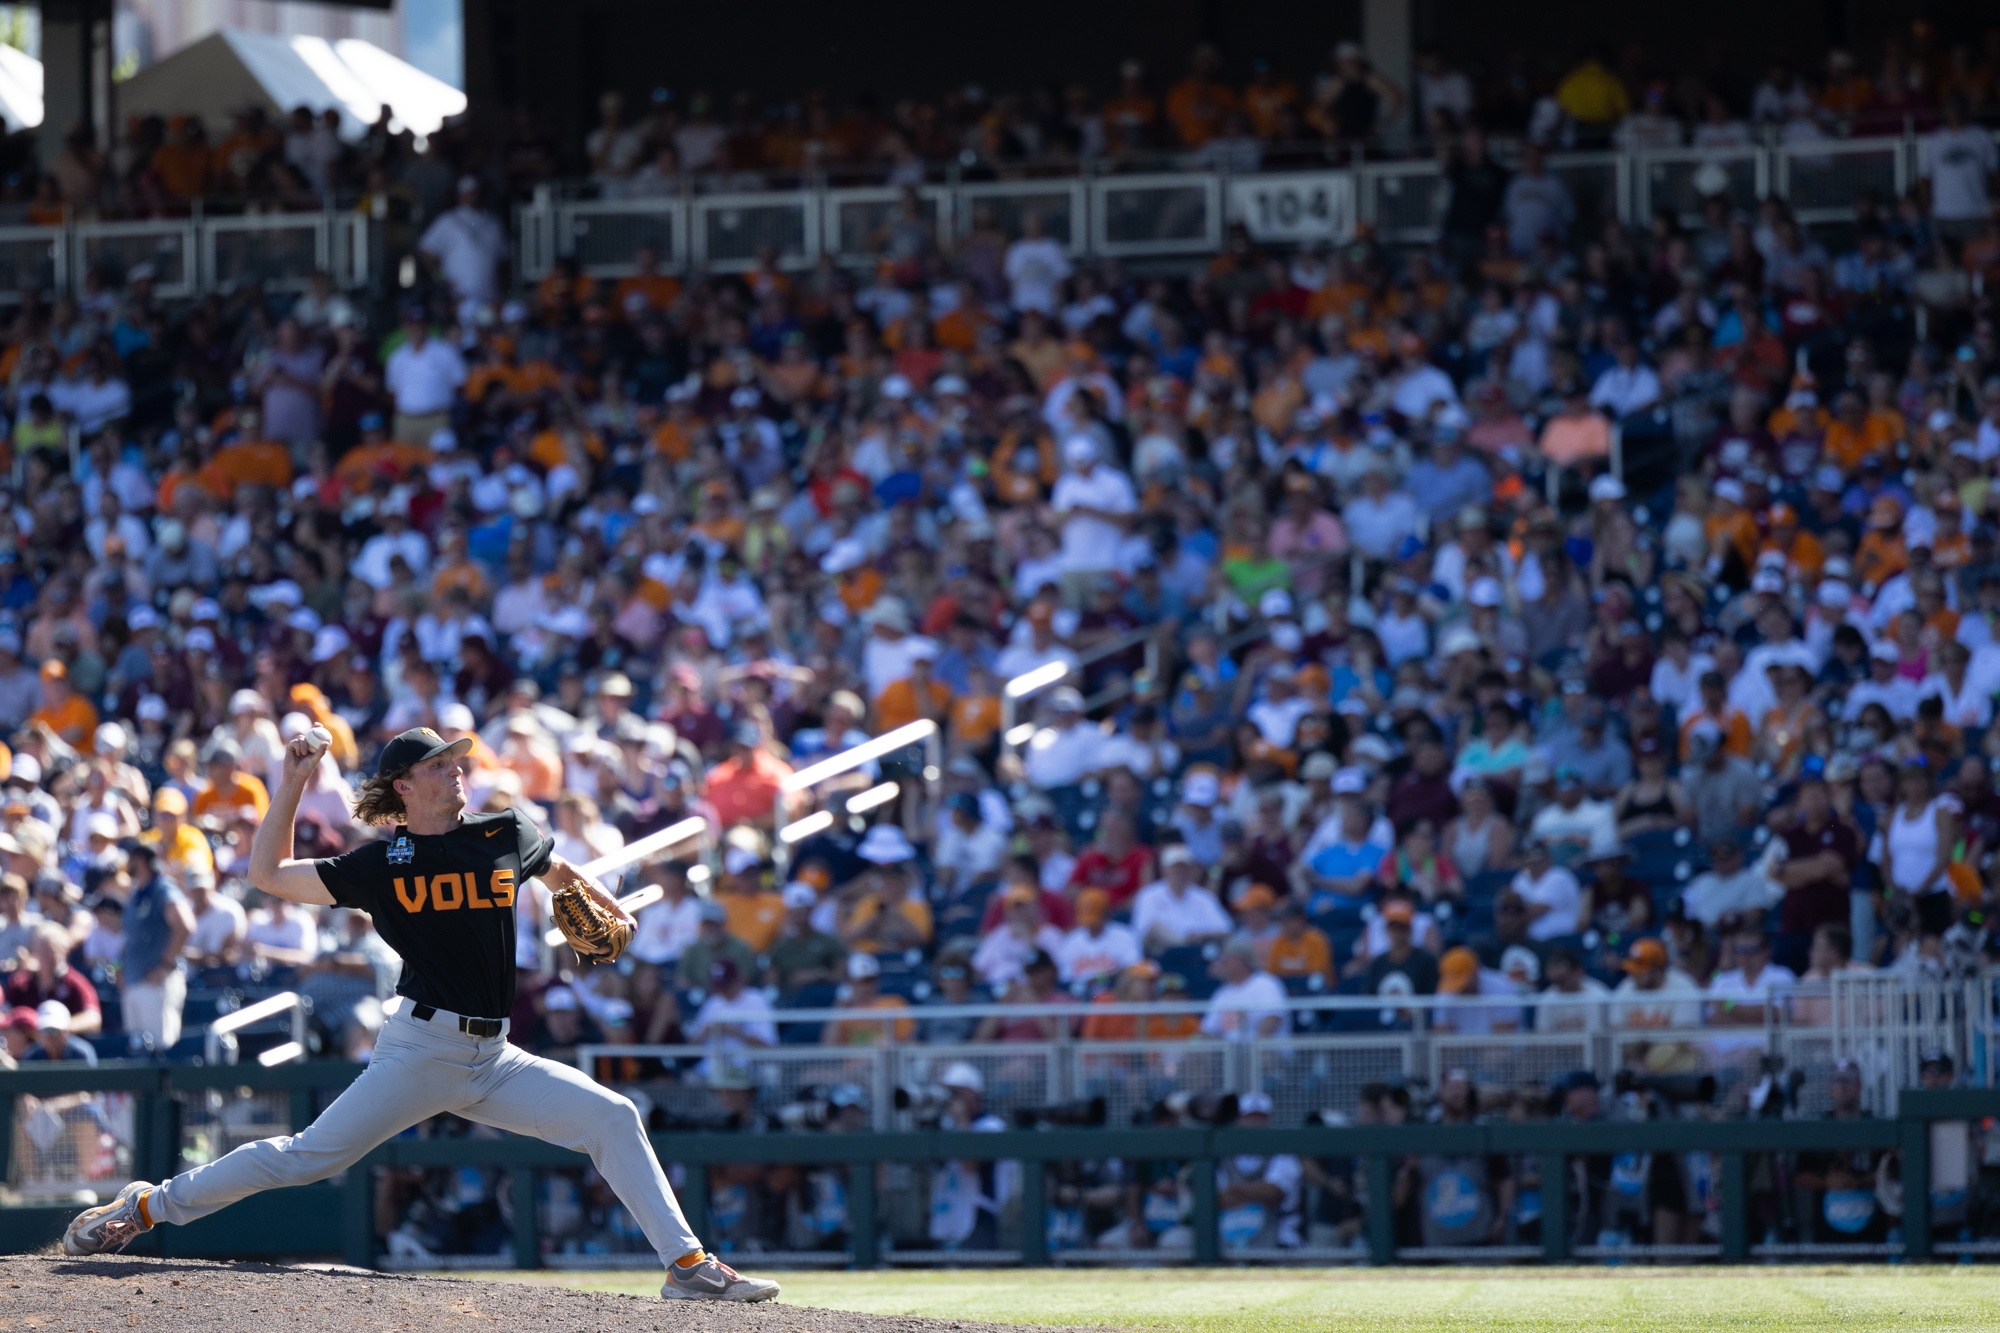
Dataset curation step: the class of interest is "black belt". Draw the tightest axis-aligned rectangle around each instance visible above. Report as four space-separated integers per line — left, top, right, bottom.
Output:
410 1004 504 1038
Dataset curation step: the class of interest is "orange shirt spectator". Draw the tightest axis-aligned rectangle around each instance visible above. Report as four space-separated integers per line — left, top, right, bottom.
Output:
705 743 793 827
1678 704 1754 760
721 886 786 954
1264 921 1333 980
1824 413 1896 470
200 438 293 497
950 692 1002 750
1166 76 1237 145
1538 409 1612 467
529 427 606 471
1241 74 1300 137
612 272 683 318
30 662 97 745
875 673 950 734
335 438 431 492
823 993 915 1044
191 770 270 822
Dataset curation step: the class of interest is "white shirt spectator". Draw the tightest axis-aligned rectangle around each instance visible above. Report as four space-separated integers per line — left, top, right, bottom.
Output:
1510 863 1584 941
1004 235 1073 314
1682 865 1783 926
1388 363 1458 420
418 205 510 307
630 894 702 966
1131 878 1233 947
971 921 1065 988
686 987 778 1049
353 526 433 590
1023 719 1104 788
1589 360 1662 417
934 818 1010 886
1343 487 1423 560
187 894 246 961
1201 970 1289 1040
1610 968 1704 1028
244 906 318 968
49 373 132 435
1055 922 1141 985
1050 463 1138 573
1920 124 1999 222
384 336 468 416
1530 798 1619 856
1705 962 1800 1052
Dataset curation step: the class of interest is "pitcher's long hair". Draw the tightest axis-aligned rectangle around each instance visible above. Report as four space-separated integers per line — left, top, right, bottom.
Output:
349 769 408 825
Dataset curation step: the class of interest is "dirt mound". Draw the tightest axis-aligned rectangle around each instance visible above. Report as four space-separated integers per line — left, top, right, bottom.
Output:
0 1254 1045 1333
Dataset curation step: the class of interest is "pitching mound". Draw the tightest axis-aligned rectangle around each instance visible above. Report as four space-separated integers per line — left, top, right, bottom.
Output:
0 1254 1056 1333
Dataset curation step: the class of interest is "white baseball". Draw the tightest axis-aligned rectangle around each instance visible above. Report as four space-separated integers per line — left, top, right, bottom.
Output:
305 724 333 754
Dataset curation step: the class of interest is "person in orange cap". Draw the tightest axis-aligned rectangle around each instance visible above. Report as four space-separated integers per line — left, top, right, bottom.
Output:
1610 936 1702 1029
1434 944 1522 1034
1054 886 1139 987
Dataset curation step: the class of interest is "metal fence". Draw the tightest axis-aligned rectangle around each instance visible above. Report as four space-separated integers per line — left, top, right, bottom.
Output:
571 975 2000 1136
0 210 371 302
517 129 1981 280
3 1050 1998 1270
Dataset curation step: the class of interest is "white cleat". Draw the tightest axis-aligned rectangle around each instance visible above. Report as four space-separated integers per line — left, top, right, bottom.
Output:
660 1254 781 1302
63 1180 158 1255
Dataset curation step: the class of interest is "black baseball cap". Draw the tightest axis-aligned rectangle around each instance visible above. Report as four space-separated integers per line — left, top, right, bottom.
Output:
377 727 474 776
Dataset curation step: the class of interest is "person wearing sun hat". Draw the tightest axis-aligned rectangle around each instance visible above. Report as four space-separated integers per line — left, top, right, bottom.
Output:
843 824 933 955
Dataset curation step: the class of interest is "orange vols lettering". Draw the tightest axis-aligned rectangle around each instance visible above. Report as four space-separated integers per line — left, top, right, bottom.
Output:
431 872 464 910
392 877 427 913
490 869 516 907
466 872 492 909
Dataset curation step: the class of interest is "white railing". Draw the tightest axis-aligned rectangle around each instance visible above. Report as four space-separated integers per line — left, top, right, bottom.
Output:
0 210 371 302
569 974 2000 1125
204 989 309 1066
515 128 1994 280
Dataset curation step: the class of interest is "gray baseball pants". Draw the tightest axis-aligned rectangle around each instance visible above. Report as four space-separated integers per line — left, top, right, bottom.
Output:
150 1004 702 1263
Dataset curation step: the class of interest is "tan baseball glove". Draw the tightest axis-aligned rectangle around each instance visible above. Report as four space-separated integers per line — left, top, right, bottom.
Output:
549 881 633 965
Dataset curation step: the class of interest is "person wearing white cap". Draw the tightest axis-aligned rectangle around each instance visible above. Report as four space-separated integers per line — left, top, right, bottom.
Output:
225 688 287 779
820 951 916 1047
1049 431 1137 595
26 999 95 1065
1131 843 1234 953
1023 685 1105 790
1212 1088 1303 1250
1169 770 1225 867
272 710 359 835
926 1050 1009 1247
765 882 843 999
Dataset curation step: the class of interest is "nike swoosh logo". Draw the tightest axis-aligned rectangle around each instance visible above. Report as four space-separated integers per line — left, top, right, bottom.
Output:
486 828 503 837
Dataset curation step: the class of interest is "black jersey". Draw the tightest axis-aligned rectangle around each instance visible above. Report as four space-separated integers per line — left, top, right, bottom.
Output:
315 806 554 1020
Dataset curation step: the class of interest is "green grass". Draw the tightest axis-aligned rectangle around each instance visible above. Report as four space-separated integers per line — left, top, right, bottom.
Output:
462 1265 2000 1332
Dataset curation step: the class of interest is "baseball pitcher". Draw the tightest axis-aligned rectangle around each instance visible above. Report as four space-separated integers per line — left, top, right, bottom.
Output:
62 727 778 1303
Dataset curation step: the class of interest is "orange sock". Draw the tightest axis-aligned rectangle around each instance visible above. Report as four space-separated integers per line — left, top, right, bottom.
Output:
673 1249 706 1268
137 1191 155 1228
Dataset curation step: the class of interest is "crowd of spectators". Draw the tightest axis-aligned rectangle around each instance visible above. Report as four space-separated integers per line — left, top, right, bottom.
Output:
4 19 2000 1257
8 22 2000 228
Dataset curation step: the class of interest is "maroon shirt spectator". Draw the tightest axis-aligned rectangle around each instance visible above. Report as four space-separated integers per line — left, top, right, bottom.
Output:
1386 740 1460 834
1778 780 1861 936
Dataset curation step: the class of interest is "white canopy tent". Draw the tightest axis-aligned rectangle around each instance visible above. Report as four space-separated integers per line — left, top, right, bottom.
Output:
115 28 466 139
0 42 41 132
